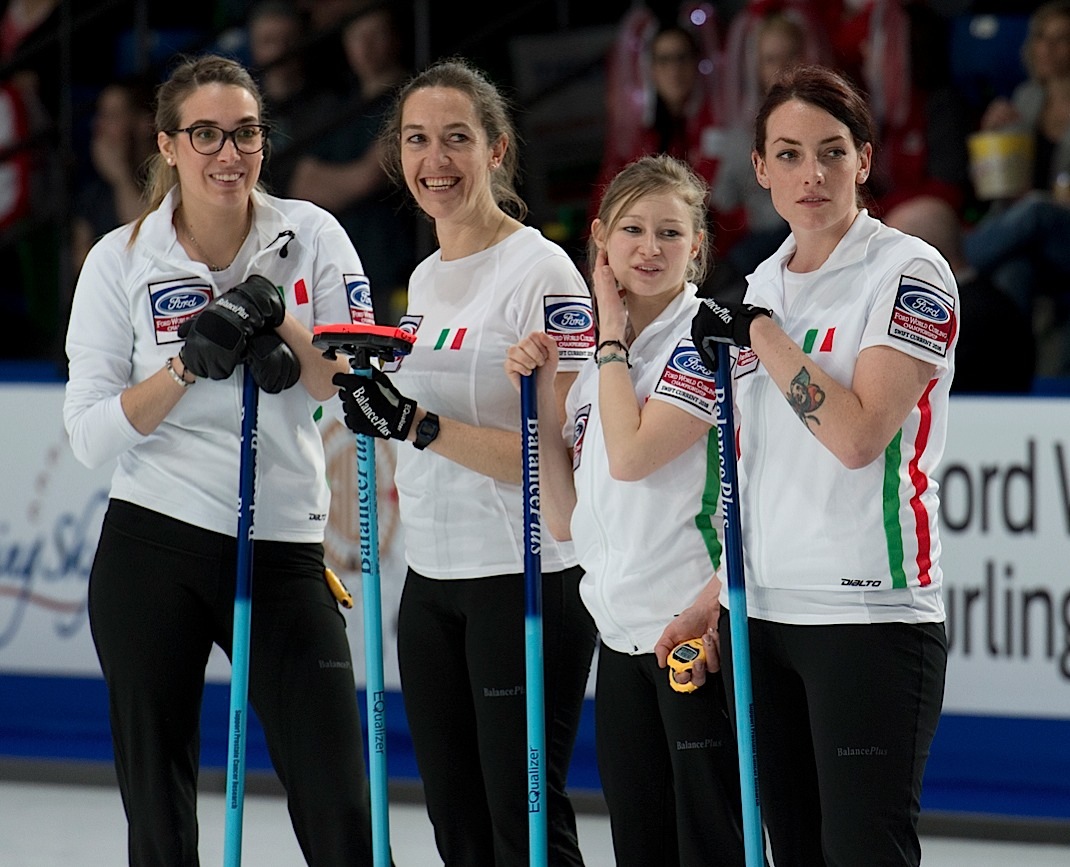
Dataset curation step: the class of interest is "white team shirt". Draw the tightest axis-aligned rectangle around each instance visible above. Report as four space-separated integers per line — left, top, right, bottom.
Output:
727 210 958 624
568 284 724 654
64 189 365 542
388 226 595 579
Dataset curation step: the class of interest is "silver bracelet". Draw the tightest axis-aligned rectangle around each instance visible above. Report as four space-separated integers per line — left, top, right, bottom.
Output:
596 352 629 369
165 356 193 388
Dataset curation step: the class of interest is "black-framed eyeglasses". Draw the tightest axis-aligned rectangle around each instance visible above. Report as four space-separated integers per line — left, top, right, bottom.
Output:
166 124 271 155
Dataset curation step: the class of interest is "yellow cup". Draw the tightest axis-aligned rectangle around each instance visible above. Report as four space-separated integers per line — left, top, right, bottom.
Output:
968 131 1034 200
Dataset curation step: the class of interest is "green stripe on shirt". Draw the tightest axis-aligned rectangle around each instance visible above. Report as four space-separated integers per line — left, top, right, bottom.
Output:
694 428 724 569
883 430 908 589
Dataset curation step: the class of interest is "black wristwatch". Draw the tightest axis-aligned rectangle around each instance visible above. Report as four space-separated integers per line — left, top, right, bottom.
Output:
413 411 440 450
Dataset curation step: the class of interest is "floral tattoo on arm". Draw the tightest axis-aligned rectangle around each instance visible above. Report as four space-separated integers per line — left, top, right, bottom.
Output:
787 366 825 428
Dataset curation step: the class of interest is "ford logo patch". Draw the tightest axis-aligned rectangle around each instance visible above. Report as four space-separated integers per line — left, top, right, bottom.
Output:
347 278 371 305
901 290 950 323
154 287 210 316
547 304 593 333
670 347 710 376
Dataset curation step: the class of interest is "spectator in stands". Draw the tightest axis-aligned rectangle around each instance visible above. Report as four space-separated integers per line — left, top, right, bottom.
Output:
293 0 360 98
246 0 337 196
71 78 156 272
709 1 828 298
593 3 723 219
956 2 1070 375
287 1 415 324
847 0 971 217
979 0 1070 196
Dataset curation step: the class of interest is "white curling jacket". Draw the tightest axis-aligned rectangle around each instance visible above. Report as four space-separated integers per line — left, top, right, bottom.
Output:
568 284 724 654
64 188 366 542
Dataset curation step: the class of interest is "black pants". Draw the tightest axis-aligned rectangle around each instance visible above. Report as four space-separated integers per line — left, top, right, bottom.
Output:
719 609 947 867
397 566 596 866
594 644 747 867
88 500 374 866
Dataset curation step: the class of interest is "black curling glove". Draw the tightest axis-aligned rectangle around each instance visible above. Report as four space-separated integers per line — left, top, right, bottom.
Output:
246 332 301 394
332 367 417 440
690 297 773 373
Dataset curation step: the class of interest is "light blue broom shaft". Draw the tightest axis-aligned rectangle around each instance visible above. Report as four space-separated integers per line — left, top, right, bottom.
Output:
352 363 391 867
715 342 764 867
224 367 259 867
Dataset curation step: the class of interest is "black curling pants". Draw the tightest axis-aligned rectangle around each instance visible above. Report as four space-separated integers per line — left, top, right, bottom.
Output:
719 609 947 867
594 644 747 867
88 499 375 866
397 566 596 867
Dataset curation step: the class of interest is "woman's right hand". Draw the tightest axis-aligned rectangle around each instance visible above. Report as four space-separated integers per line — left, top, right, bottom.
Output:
591 248 628 340
504 331 559 391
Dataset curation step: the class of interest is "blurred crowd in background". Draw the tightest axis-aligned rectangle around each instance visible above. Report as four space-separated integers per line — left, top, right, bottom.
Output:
0 0 1065 390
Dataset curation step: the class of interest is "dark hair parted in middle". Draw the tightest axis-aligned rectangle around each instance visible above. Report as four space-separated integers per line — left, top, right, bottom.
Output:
753 63 877 158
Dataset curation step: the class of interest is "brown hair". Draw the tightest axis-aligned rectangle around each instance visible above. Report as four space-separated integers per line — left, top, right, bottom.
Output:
378 56 526 220
753 64 876 207
753 64 876 156
588 153 710 286
130 55 265 243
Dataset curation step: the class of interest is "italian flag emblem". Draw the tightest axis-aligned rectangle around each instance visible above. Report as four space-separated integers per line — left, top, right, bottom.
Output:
802 327 835 353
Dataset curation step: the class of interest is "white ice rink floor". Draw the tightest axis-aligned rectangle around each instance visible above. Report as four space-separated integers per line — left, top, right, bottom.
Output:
2 778 1069 866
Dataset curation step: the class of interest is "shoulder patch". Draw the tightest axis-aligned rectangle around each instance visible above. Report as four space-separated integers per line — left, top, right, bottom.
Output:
887 274 954 357
345 273 374 325
544 295 595 361
654 339 717 415
733 346 759 378
572 403 591 470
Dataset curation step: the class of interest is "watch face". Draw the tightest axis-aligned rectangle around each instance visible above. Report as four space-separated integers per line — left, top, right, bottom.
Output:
672 644 700 663
414 412 440 449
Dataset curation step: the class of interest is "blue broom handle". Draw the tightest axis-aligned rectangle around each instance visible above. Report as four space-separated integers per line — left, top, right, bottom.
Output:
520 373 547 866
352 361 391 867
715 342 765 867
224 366 259 866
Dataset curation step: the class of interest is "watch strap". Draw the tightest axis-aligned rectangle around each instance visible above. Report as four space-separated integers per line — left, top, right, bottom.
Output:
413 411 440 450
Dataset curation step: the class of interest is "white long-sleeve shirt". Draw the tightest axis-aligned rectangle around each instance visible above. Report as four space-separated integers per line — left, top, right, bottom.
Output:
64 188 364 542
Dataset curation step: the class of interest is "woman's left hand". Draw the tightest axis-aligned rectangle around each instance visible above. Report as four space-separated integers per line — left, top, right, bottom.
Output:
654 579 723 689
504 331 558 391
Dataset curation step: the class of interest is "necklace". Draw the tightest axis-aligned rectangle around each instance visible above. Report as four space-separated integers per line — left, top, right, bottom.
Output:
182 210 252 272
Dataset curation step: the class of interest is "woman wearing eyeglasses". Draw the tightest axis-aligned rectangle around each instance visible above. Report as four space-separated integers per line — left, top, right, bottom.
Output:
63 55 377 865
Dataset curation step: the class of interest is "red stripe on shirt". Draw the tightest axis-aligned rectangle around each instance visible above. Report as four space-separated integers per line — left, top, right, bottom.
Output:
820 327 835 352
907 380 937 586
450 328 467 350
294 278 308 305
